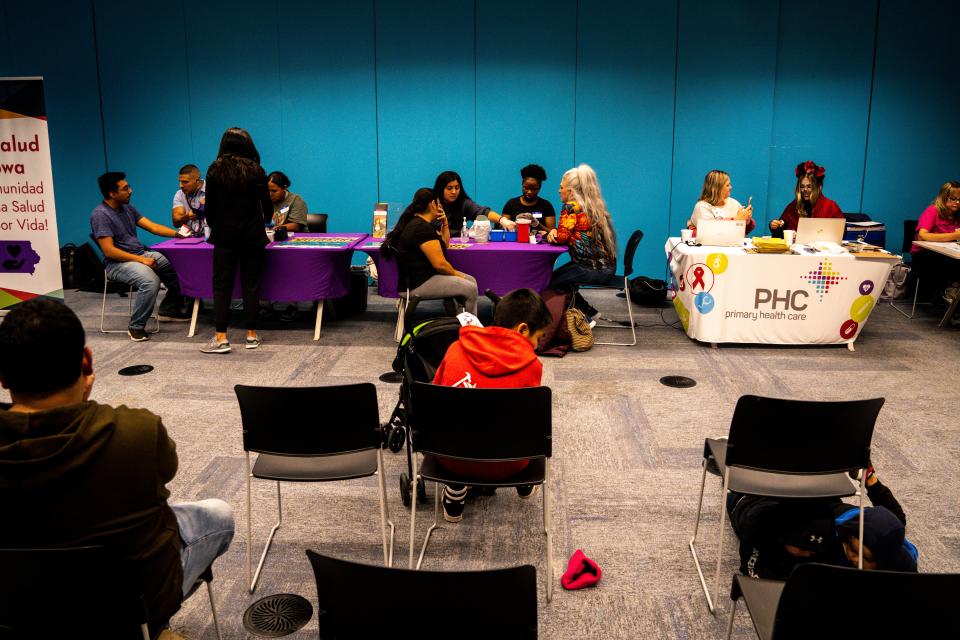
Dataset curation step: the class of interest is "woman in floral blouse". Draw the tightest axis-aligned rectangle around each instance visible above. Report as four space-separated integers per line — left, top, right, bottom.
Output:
546 164 617 317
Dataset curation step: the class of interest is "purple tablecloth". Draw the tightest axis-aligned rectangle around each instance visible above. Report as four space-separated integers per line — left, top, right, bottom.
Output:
360 239 567 298
153 233 368 301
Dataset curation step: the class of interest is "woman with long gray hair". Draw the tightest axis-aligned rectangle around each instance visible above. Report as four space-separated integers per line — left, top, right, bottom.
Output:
545 163 617 317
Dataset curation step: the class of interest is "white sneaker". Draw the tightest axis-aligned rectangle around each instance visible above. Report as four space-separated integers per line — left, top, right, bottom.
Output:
200 338 231 354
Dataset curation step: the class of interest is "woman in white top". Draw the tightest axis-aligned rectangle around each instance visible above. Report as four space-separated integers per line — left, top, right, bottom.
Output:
688 169 755 233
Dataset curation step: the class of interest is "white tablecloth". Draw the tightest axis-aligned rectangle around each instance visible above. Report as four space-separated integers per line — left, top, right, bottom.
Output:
665 239 895 345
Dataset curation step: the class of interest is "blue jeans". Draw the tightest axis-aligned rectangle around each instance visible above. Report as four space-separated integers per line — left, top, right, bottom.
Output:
106 251 184 330
549 262 615 314
171 499 235 597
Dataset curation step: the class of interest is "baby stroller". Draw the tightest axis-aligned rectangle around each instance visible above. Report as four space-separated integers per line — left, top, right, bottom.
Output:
384 315 463 506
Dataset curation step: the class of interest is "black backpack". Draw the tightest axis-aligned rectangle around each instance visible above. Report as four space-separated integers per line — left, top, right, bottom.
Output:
627 276 668 307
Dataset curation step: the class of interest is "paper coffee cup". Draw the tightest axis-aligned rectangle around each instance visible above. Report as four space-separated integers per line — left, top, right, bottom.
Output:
680 229 693 242
783 230 796 245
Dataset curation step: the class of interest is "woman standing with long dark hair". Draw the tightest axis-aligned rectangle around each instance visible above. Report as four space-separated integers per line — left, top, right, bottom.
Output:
201 127 272 353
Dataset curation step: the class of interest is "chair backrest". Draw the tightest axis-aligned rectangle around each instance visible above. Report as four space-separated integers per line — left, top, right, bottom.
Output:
901 219 918 254
88 233 107 266
408 382 552 460
235 383 380 456
724 395 882 474
0 546 149 638
843 212 872 223
306 550 537 639
771 563 957 638
306 212 328 233
621 229 644 279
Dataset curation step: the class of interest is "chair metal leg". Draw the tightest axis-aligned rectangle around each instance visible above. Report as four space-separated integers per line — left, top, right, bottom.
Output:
395 297 407 343
726 596 738 640
408 455 418 568
100 270 160 334
858 474 865 569
889 277 924 319
246 453 282 593
416 478 441 570
689 459 717 613
595 277 638 346
712 469 731 615
313 299 324 341
140 623 151 640
544 460 553 603
206 580 223 640
376 449 395 567
939 292 960 327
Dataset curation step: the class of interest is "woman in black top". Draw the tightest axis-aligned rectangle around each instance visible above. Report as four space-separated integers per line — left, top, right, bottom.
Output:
433 170 515 235
501 164 556 230
201 127 272 353
382 187 478 314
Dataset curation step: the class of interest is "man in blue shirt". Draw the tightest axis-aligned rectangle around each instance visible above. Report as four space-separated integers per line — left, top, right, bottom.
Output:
90 172 189 341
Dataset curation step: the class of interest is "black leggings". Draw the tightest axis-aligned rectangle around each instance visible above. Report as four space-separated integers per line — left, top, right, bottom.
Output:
212 245 265 332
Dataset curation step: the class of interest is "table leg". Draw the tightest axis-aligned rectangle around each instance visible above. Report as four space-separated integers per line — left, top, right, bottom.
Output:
314 300 325 341
847 342 856 352
188 298 200 338
938 295 960 327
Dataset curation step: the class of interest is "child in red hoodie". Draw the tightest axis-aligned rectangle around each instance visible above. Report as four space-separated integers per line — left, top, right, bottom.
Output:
432 288 552 522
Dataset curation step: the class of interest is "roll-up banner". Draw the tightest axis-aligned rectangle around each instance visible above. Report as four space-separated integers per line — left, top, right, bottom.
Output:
0 77 63 312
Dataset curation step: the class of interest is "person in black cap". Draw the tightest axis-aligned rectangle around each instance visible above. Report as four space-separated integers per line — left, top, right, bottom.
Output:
726 465 918 579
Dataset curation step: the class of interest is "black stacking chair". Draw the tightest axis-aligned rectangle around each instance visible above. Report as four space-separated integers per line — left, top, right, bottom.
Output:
889 218 932 318
382 243 465 342
726 562 956 639
580 229 643 346
235 383 394 593
306 212 328 233
0 546 222 639
89 233 160 334
306 550 537 639
689 395 882 613
406 382 554 601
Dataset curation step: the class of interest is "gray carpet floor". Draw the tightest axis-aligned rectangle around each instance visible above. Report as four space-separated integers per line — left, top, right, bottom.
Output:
5 287 959 638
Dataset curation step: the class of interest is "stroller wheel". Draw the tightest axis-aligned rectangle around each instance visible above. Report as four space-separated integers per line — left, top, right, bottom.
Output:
416 474 427 504
400 473 412 507
388 426 406 453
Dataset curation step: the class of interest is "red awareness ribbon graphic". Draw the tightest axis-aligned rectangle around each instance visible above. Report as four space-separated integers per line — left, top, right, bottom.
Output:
690 266 706 290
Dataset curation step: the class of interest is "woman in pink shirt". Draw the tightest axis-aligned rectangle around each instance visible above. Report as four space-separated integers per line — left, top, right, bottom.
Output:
912 181 960 302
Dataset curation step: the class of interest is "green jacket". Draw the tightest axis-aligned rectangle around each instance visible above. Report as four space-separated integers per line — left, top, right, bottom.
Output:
0 401 183 632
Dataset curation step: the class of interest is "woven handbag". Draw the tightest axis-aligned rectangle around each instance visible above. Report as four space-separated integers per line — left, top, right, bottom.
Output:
565 307 595 352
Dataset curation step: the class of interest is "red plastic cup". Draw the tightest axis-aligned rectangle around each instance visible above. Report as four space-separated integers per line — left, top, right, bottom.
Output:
516 220 531 243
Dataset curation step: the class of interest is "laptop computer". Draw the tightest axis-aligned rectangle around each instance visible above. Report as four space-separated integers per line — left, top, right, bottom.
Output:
795 217 845 245
696 219 747 247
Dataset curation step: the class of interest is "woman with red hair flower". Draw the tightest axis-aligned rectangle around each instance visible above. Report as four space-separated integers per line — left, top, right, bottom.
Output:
770 160 843 237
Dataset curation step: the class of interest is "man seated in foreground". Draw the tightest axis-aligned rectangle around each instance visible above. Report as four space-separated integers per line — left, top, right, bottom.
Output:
432 288 552 522
0 299 235 637
727 464 918 579
91 171 190 341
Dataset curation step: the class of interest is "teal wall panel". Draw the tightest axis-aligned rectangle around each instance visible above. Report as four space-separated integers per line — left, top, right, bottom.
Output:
475 0 576 216
6 0 959 282
575 0 678 272
276 0 379 233
186 0 283 179
766 0 876 229
374 0 476 204
0 0 105 249
93 1 193 242
861 0 960 253
671 0 780 234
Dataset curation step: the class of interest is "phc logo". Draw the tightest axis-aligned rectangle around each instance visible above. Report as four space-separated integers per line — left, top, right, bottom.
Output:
802 259 847 301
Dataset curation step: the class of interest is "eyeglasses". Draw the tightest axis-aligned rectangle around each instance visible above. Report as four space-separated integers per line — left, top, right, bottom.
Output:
118 185 132 192
947 196 960 203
